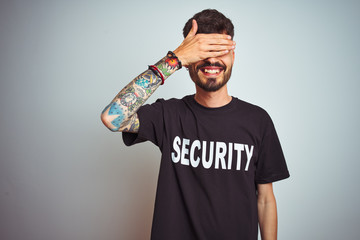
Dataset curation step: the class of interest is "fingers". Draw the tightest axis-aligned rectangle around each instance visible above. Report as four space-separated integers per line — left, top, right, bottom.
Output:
203 39 235 49
196 33 234 44
198 37 235 59
198 33 232 40
193 33 234 48
198 36 236 52
205 49 233 58
204 44 235 52
174 24 236 66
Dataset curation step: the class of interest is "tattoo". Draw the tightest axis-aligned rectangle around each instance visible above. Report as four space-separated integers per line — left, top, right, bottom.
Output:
102 103 111 114
108 102 123 115
165 57 180 70
116 86 144 112
135 70 161 89
103 102 126 131
155 55 180 77
102 55 179 132
111 114 125 131
120 92 137 107
135 78 150 89
120 114 140 133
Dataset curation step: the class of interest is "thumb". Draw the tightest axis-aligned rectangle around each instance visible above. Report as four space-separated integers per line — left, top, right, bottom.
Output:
186 19 198 38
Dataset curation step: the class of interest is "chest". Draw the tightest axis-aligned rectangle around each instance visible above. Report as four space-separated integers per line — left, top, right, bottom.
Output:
163 110 263 173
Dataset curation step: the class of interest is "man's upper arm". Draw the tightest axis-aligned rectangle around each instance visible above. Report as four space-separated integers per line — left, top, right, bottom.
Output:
119 113 140 133
257 183 275 202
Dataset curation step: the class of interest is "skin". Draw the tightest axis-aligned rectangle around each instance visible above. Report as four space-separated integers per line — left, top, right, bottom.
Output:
101 19 278 239
101 57 175 132
258 183 278 240
174 20 235 107
101 19 235 132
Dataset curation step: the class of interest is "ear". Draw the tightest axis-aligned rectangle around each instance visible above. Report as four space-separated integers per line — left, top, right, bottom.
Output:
232 50 235 64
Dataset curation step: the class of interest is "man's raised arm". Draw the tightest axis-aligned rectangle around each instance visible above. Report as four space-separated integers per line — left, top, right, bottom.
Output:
100 55 177 133
100 20 235 133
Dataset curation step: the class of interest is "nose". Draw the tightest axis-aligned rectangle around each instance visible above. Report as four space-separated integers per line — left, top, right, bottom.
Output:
205 57 219 64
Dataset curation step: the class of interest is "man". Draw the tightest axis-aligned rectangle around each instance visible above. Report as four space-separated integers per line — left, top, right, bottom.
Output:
101 9 289 240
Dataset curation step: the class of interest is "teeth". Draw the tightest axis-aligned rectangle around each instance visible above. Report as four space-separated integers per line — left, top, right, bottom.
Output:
204 69 220 74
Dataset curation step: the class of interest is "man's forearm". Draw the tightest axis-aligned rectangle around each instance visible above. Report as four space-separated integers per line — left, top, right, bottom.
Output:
101 54 180 132
257 183 278 240
101 19 235 132
258 198 278 240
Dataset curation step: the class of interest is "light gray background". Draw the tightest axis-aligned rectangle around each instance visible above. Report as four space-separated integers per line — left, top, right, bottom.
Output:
1 0 359 239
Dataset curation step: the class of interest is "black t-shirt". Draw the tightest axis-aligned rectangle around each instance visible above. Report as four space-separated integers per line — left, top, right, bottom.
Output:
123 95 289 240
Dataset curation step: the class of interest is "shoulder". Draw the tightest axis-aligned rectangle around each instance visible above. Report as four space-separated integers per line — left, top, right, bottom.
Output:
231 97 277 136
150 95 193 108
232 97 271 119
138 96 190 115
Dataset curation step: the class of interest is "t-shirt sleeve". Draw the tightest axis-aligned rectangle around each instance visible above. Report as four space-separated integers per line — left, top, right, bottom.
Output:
255 113 290 184
122 99 165 148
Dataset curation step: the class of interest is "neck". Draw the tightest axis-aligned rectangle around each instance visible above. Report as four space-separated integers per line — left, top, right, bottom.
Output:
194 85 232 108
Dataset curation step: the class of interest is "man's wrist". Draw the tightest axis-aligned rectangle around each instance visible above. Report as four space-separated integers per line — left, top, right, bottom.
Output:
148 65 165 85
172 49 187 67
166 51 182 70
154 52 182 84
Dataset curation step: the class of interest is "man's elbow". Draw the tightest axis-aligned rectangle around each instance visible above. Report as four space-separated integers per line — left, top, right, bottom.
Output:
100 113 118 132
257 183 276 205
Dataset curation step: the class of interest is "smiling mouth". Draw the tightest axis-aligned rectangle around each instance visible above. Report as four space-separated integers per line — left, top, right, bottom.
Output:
197 62 226 77
200 67 224 76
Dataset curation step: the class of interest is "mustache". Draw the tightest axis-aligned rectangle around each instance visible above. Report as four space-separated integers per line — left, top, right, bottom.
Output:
196 62 226 72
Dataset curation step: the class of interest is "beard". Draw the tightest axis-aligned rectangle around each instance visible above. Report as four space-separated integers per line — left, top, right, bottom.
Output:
194 76 229 92
189 62 233 92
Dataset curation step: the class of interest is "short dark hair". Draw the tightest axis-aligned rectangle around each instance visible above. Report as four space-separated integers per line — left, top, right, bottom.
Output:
183 9 234 39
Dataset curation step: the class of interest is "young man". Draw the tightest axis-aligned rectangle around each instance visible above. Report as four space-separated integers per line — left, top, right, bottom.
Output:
101 9 289 240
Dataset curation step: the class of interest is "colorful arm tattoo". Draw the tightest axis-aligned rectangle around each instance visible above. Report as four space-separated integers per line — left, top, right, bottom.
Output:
101 54 180 132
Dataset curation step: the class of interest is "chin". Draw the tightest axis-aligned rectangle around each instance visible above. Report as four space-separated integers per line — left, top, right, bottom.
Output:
196 78 228 92
189 66 232 92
